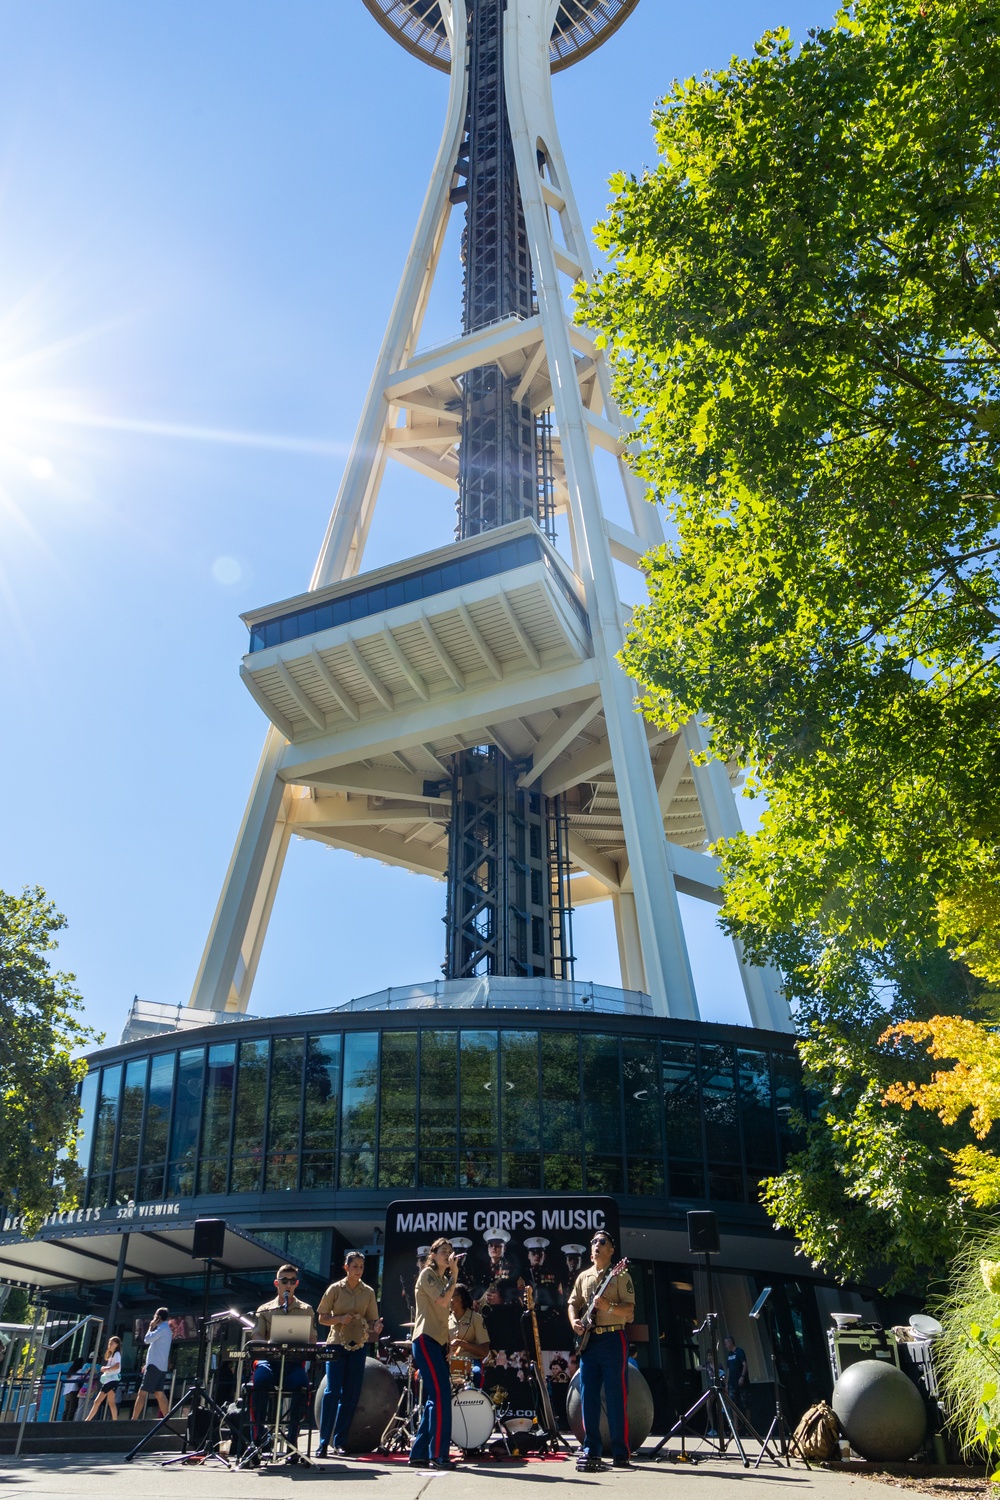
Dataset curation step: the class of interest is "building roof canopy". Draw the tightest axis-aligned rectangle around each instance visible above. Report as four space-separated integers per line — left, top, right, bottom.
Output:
361 0 642 73
0 1220 285 1292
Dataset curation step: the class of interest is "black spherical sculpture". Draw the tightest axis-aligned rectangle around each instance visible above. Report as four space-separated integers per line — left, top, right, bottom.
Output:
832 1360 927 1461
566 1365 654 1452
313 1358 399 1453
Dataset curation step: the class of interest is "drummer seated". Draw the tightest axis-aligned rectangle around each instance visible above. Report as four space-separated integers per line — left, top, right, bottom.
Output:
449 1285 490 1389
250 1265 317 1457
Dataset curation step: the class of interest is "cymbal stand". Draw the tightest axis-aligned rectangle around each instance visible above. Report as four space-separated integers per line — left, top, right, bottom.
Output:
379 1355 420 1454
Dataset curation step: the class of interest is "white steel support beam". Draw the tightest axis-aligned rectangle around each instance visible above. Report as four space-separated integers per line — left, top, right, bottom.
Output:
506 5 698 1019
189 729 293 1012
681 718 792 1031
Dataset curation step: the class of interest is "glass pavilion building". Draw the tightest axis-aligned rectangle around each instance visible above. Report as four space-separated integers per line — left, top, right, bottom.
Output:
32 983 871 1426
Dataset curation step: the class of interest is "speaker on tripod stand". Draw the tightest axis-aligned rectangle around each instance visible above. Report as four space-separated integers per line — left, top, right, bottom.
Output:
652 1211 756 1466
125 1220 233 1468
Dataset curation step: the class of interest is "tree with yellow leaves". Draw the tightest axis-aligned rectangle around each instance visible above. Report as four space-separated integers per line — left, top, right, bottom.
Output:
883 1017 1000 1207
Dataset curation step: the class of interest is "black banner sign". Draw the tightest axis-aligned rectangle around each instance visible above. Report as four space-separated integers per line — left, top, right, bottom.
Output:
382 1195 619 1422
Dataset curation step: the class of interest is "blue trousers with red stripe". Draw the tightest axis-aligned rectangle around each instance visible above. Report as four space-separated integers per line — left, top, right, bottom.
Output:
411 1336 451 1463
580 1330 630 1460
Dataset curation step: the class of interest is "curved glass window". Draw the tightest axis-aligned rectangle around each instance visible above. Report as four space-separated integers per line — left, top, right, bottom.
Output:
114 1057 148 1205
140 1052 175 1201
199 1043 236 1196
341 1033 379 1189
232 1040 268 1193
379 1031 417 1190
266 1036 304 1192
168 1049 205 1198
89 1064 122 1208
460 1031 497 1188
302 1034 342 1191
81 1023 803 1210
419 1031 458 1189
501 1031 540 1189
541 1032 582 1191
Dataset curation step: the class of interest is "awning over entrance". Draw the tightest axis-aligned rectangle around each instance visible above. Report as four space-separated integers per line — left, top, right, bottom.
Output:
0 1220 285 1291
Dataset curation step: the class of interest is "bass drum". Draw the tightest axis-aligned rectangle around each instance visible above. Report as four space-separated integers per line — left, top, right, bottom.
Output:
566 1365 654 1452
451 1387 495 1451
313 1357 400 1453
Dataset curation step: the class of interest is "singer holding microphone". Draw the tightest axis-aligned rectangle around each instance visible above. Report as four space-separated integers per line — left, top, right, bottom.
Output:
409 1237 461 1469
250 1264 317 1460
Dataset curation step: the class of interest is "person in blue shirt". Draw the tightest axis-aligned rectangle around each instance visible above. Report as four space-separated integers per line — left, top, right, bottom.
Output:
132 1308 173 1419
723 1335 749 1415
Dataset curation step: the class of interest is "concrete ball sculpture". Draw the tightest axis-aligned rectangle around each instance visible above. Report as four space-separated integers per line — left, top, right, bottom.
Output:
832 1360 927 1461
566 1365 655 1452
313 1358 399 1452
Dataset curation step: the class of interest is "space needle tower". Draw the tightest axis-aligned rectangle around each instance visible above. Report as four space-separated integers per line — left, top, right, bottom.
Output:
188 0 790 1030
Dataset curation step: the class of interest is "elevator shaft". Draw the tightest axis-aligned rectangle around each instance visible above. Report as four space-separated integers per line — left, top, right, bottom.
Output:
444 0 572 980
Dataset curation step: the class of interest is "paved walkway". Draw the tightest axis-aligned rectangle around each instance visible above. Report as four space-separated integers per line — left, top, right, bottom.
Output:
0 1446 887 1500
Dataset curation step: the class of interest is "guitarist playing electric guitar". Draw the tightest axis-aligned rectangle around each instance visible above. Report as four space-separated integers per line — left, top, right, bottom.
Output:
567 1232 634 1472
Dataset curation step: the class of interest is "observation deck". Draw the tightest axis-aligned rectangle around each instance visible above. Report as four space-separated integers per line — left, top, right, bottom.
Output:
239 519 591 744
362 0 643 74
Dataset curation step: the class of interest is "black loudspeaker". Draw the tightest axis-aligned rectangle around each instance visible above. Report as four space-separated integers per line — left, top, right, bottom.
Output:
687 1209 720 1254
192 1217 226 1260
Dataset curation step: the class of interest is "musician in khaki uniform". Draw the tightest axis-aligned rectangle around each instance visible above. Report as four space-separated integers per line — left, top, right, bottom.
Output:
316 1252 382 1457
568 1232 635 1471
250 1264 318 1456
449 1284 490 1388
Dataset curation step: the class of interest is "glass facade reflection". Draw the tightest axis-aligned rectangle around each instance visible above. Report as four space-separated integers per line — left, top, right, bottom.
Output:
76 1019 805 1210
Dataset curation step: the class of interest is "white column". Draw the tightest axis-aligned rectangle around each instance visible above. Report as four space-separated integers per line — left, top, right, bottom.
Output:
188 729 292 1011
612 892 647 995
505 9 698 1021
681 720 792 1032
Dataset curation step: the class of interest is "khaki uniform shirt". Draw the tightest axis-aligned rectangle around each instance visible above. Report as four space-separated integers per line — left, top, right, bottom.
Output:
252 1294 317 1343
569 1266 635 1328
413 1265 453 1346
449 1307 489 1351
318 1277 379 1348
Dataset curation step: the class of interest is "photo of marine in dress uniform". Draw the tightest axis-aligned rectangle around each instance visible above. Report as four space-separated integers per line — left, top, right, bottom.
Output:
474 1227 520 1302
561 1243 587 1288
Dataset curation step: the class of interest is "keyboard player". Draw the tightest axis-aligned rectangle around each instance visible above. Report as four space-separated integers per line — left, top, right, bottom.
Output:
250 1263 317 1460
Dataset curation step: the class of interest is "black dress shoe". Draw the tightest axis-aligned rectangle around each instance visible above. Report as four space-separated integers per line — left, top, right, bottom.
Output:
408 1457 429 1467
430 1458 457 1470
332 1446 348 1457
576 1457 607 1472
315 1443 329 1459
613 1457 634 1469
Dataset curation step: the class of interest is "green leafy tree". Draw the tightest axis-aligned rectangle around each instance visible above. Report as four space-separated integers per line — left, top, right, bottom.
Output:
0 887 98 1229
578 0 1000 1285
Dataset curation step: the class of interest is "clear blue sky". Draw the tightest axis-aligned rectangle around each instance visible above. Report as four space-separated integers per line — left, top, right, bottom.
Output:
0 0 833 1046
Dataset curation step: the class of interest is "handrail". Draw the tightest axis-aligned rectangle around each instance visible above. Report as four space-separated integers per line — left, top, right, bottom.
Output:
46 1314 103 1352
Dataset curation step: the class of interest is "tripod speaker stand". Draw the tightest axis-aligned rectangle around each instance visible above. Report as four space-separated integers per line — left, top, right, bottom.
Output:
125 1254 232 1467
652 1212 756 1467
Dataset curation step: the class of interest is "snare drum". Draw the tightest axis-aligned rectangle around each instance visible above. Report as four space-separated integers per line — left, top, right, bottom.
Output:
451 1387 495 1451
449 1353 473 1388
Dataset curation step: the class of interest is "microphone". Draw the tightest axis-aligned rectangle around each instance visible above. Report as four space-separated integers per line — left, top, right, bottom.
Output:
283 1291 289 1314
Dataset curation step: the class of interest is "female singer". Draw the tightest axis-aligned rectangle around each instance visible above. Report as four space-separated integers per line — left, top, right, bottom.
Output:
409 1236 460 1469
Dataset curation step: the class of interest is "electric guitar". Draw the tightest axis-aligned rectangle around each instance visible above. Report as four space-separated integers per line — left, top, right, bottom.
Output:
573 1258 629 1353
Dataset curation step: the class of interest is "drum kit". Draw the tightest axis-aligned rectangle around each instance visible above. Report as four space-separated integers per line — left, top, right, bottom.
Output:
375 1325 532 1458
